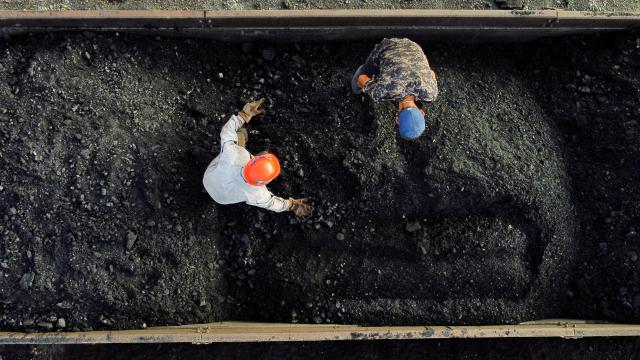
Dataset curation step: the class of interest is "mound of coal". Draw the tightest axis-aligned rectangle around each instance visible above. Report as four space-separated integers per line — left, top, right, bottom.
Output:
0 31 637 331
523 32 640 323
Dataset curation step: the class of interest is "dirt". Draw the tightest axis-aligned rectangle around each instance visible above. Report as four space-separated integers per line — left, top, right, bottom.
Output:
3 338 640 360
0 30 639 332
0 0 639 11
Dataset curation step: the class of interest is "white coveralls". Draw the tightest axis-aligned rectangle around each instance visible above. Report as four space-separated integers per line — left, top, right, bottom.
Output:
202 115 290 212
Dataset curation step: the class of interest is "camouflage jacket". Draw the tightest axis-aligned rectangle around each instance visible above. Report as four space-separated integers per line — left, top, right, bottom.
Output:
361 38 438 103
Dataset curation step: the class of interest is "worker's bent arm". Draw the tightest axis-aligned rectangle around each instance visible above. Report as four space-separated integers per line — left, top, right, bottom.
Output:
219 114 245 150
247 190 290 213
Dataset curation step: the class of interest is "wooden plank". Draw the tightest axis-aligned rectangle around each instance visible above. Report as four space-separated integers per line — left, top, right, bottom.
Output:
2 321 640 344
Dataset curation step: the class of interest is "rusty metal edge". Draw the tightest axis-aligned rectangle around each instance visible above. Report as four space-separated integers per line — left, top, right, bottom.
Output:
0 9 637 42
0 9 638 27
1 321 640 344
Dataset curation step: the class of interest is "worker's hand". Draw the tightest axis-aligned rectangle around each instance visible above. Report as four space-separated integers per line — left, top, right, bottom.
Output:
288 198 311 218
239 98 266 123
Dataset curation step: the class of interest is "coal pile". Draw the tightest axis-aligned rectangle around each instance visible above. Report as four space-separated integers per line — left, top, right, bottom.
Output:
0 30 638 331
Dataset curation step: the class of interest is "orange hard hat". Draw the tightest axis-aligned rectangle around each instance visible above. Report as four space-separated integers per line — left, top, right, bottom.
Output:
242 153 281 186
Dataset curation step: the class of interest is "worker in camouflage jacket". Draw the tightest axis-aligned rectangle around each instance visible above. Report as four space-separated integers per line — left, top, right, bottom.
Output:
352 38 438 140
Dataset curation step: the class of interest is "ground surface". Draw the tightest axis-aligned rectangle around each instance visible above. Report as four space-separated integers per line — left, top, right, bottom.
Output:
3 338 640 360
0 30 639 332
0 0 639 11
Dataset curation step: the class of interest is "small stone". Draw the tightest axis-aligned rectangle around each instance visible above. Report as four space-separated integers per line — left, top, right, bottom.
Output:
297 169 304 177
37 321 54 330
126 231 137 250
56 318 66 329
405 221 422 233
0 260 8 269
19 272 34 289
7 207 17 216
100 188 107 196
578 86 591 93
292 55 305 66
619 287 628 296
336 233 345 241
628 251 638 262
146 220 156 227
241 42 253 53
56 301 73 309
247 269 256 276
262 47 276 61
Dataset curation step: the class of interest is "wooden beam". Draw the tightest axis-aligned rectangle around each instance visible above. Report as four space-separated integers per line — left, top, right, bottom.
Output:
2 321 640 344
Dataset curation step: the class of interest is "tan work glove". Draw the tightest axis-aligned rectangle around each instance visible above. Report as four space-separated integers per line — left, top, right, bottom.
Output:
239 98 266 123
288 198 311 218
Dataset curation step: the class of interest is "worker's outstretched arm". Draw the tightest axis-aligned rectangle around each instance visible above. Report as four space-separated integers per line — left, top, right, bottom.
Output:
247 189 290 213
219 98 266 150
219 115 245 149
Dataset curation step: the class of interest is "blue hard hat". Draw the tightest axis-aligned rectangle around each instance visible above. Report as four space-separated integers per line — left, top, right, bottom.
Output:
398 107 426 140
351 65 366 94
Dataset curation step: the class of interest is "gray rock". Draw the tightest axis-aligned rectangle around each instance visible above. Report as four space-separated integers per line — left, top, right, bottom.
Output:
262 47 276 61
37 321 54 330
56 301 73 309
406 221 422 233
7 207 16 216
628 250 638 262
336 233 345 241
19 272 34 289
126 231 137 250
241 42 253 54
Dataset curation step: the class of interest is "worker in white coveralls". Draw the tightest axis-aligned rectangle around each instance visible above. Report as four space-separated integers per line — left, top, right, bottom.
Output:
203 99 311 218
